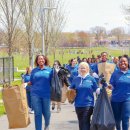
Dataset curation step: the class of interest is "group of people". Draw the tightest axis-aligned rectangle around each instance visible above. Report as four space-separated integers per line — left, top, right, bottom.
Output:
22 52 130 130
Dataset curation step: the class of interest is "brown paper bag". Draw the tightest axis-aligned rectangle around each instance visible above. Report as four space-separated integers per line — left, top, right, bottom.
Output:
2 85 30 129
98 62 115 83
61 84 68 103
98 62 115 97
66 89 76 103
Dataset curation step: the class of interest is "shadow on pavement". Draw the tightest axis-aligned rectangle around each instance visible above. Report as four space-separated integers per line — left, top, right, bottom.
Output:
68 120 78 124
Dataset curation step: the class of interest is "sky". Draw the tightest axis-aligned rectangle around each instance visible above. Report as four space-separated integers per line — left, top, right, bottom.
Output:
63 0 130 32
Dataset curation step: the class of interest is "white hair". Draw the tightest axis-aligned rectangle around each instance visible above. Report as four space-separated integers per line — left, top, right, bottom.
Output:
78 62 90 75
79 62 89 69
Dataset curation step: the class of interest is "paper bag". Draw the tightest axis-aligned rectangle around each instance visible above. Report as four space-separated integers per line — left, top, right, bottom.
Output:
2 85 30 129
66 89 76 103
98 62 115 97
98 62 115 83
61 84 68 103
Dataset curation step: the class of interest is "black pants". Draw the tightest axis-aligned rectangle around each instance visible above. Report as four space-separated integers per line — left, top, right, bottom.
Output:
75 106 93 130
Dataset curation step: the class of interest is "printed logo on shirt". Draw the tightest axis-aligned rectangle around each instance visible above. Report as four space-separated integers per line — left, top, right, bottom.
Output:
127 76 130 78
45 71 50 74
85 80 92 83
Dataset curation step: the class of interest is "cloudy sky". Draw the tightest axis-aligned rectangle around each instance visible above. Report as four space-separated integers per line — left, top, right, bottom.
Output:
63 0 130 32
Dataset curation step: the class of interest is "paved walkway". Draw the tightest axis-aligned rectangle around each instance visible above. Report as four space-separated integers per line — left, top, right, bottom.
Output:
0 103 78 130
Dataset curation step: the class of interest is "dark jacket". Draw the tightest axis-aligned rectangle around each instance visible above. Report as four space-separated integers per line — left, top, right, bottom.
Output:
51 67 70 102
51 68 62 102
58 67 70 87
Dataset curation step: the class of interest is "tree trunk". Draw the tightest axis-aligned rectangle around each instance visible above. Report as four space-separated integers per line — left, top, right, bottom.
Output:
8 36 12 56
28 42 32 66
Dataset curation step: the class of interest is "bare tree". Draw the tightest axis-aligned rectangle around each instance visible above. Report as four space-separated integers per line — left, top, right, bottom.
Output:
90 26 106 46
49 0 67 59
75 31 90 47
17 0 51 66
110 27 125 44
0 0 24 56
42 0 67 56
23 0 34 65
122 4 130 23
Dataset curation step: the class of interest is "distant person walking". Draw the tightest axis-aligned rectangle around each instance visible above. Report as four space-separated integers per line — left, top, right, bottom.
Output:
23 66 34 114
51 60 70 112
66 58 78 84
93 52 116 97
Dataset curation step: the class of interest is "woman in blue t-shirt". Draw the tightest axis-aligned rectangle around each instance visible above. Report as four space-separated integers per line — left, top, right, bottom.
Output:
29 55 52 130
110 56 130 130
66 58 78 84
23 66 34 114
70 62 100 130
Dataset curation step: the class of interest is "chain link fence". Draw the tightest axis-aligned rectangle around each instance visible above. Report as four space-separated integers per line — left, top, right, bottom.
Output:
0 57 14 116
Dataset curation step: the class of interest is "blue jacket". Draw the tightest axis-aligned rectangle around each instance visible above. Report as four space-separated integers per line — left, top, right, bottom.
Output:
110 69 130 102
66 64 78 84
30 66 52 98
24 74 31 91
70 75 99 107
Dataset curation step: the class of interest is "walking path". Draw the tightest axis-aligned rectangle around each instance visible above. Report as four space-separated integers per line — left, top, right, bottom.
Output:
0 103 78 130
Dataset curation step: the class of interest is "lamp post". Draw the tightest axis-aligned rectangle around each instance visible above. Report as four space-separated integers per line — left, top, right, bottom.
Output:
41 7 56 55
129 42 130 56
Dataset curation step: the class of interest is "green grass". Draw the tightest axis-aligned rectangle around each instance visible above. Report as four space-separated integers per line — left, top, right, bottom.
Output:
1 46 128 69
0 46 129 116
0 89 5 116
48 46 127 65
14 72 24 79
13 54 29 70
0 105 5 116
11 80 22 86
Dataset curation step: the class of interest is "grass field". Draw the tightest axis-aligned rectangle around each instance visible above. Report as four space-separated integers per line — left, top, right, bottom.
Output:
12 46 129 69
0 46 129 79
0 46 129 116
0 92 5 116
1 46 128 69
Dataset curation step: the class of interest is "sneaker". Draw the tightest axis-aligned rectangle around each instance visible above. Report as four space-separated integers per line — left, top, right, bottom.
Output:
52 104 55 110
44 126 49 130
57 108 61 113
30 110 34 114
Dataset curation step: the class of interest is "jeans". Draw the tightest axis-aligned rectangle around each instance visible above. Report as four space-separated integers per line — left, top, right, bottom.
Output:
75 106 93 130
111 101 130 130
26 90 33 110
31 96 51 130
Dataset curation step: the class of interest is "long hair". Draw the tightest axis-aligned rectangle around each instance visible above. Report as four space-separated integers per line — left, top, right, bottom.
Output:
25 67 31 74
34 54 49 67
53 60 61 67
69 58 76 65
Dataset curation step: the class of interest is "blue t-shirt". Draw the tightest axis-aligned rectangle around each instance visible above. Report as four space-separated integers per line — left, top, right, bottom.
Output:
70 75 99 107
66 64 78 84
24 74 31 91
30 66 52 98
89 63 97 73
110 69 130 102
